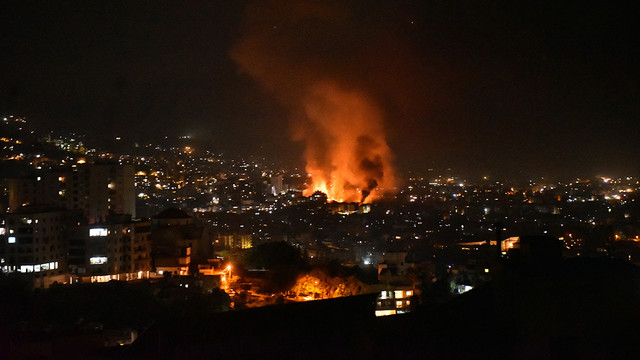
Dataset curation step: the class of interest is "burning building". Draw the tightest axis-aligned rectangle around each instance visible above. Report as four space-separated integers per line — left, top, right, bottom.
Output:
299 82 396 203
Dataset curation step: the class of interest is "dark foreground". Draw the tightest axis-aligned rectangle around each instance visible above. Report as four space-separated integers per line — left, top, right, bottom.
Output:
119 258 640 360
5 257 640 359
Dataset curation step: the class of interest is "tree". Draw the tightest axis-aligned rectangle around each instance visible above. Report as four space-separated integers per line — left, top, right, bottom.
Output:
291 268 364 299
242 241 307 293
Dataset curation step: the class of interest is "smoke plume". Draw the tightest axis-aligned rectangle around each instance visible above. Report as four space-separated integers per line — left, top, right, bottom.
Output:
299 81 394 202
231 0 406 202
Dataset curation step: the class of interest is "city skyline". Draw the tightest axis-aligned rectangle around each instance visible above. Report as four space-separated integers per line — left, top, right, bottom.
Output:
2 83 640 357
2 1 639 180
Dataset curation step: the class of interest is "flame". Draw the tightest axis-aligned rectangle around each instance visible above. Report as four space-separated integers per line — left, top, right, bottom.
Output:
230 2 401 204
298 82 396 203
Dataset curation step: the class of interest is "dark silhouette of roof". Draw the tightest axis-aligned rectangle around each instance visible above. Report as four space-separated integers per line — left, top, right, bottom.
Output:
118 258 640 359
153 208 191 220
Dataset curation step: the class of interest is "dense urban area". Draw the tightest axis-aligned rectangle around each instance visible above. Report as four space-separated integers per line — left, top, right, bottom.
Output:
2 115 640 358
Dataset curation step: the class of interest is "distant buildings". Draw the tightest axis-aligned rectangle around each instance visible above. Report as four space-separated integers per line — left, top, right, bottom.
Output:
1 161 150 286
7 173 61 211
377 251 411 283
4 114 640 296
7 162 135 223
500 235 563 262
64 162 136 223
269 174 286 195
217 233 252 250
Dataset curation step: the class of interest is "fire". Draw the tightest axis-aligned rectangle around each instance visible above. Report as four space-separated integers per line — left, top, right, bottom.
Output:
298 82 396 203
230 2 399 204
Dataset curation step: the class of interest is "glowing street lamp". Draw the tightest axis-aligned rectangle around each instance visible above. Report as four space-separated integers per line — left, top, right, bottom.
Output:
224 264 232 289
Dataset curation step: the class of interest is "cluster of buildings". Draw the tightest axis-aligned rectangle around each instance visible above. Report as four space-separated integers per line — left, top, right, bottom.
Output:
0 160 214 287
3 115 640 297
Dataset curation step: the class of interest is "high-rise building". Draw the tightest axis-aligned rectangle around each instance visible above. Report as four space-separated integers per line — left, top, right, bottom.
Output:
0 208 72 287
64 163 135 223
7 174 61 211
7 162 135 223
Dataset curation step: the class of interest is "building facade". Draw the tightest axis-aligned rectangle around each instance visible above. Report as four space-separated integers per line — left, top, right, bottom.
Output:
0 208 72 287
7 162 135 224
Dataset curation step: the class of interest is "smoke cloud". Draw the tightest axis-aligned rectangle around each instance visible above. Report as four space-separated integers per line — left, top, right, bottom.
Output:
300 81 394 202
231 0 423 202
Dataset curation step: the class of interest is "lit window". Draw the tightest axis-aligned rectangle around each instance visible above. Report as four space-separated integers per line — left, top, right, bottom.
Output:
90 256 108 265
394 290 404 299
89 228 108 237
375 309 397 317
396 301 403 308
19 265 34 273
8 236 16 244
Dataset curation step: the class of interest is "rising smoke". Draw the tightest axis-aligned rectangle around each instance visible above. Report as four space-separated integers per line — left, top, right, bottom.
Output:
231 0 418 202
300 81 394 202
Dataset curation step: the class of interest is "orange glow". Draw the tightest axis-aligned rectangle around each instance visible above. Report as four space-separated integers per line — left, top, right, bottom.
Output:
501 237 520 252
298 82 396 203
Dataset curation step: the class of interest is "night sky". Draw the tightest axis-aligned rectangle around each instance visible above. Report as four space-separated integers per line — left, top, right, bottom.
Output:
2 1 639 179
